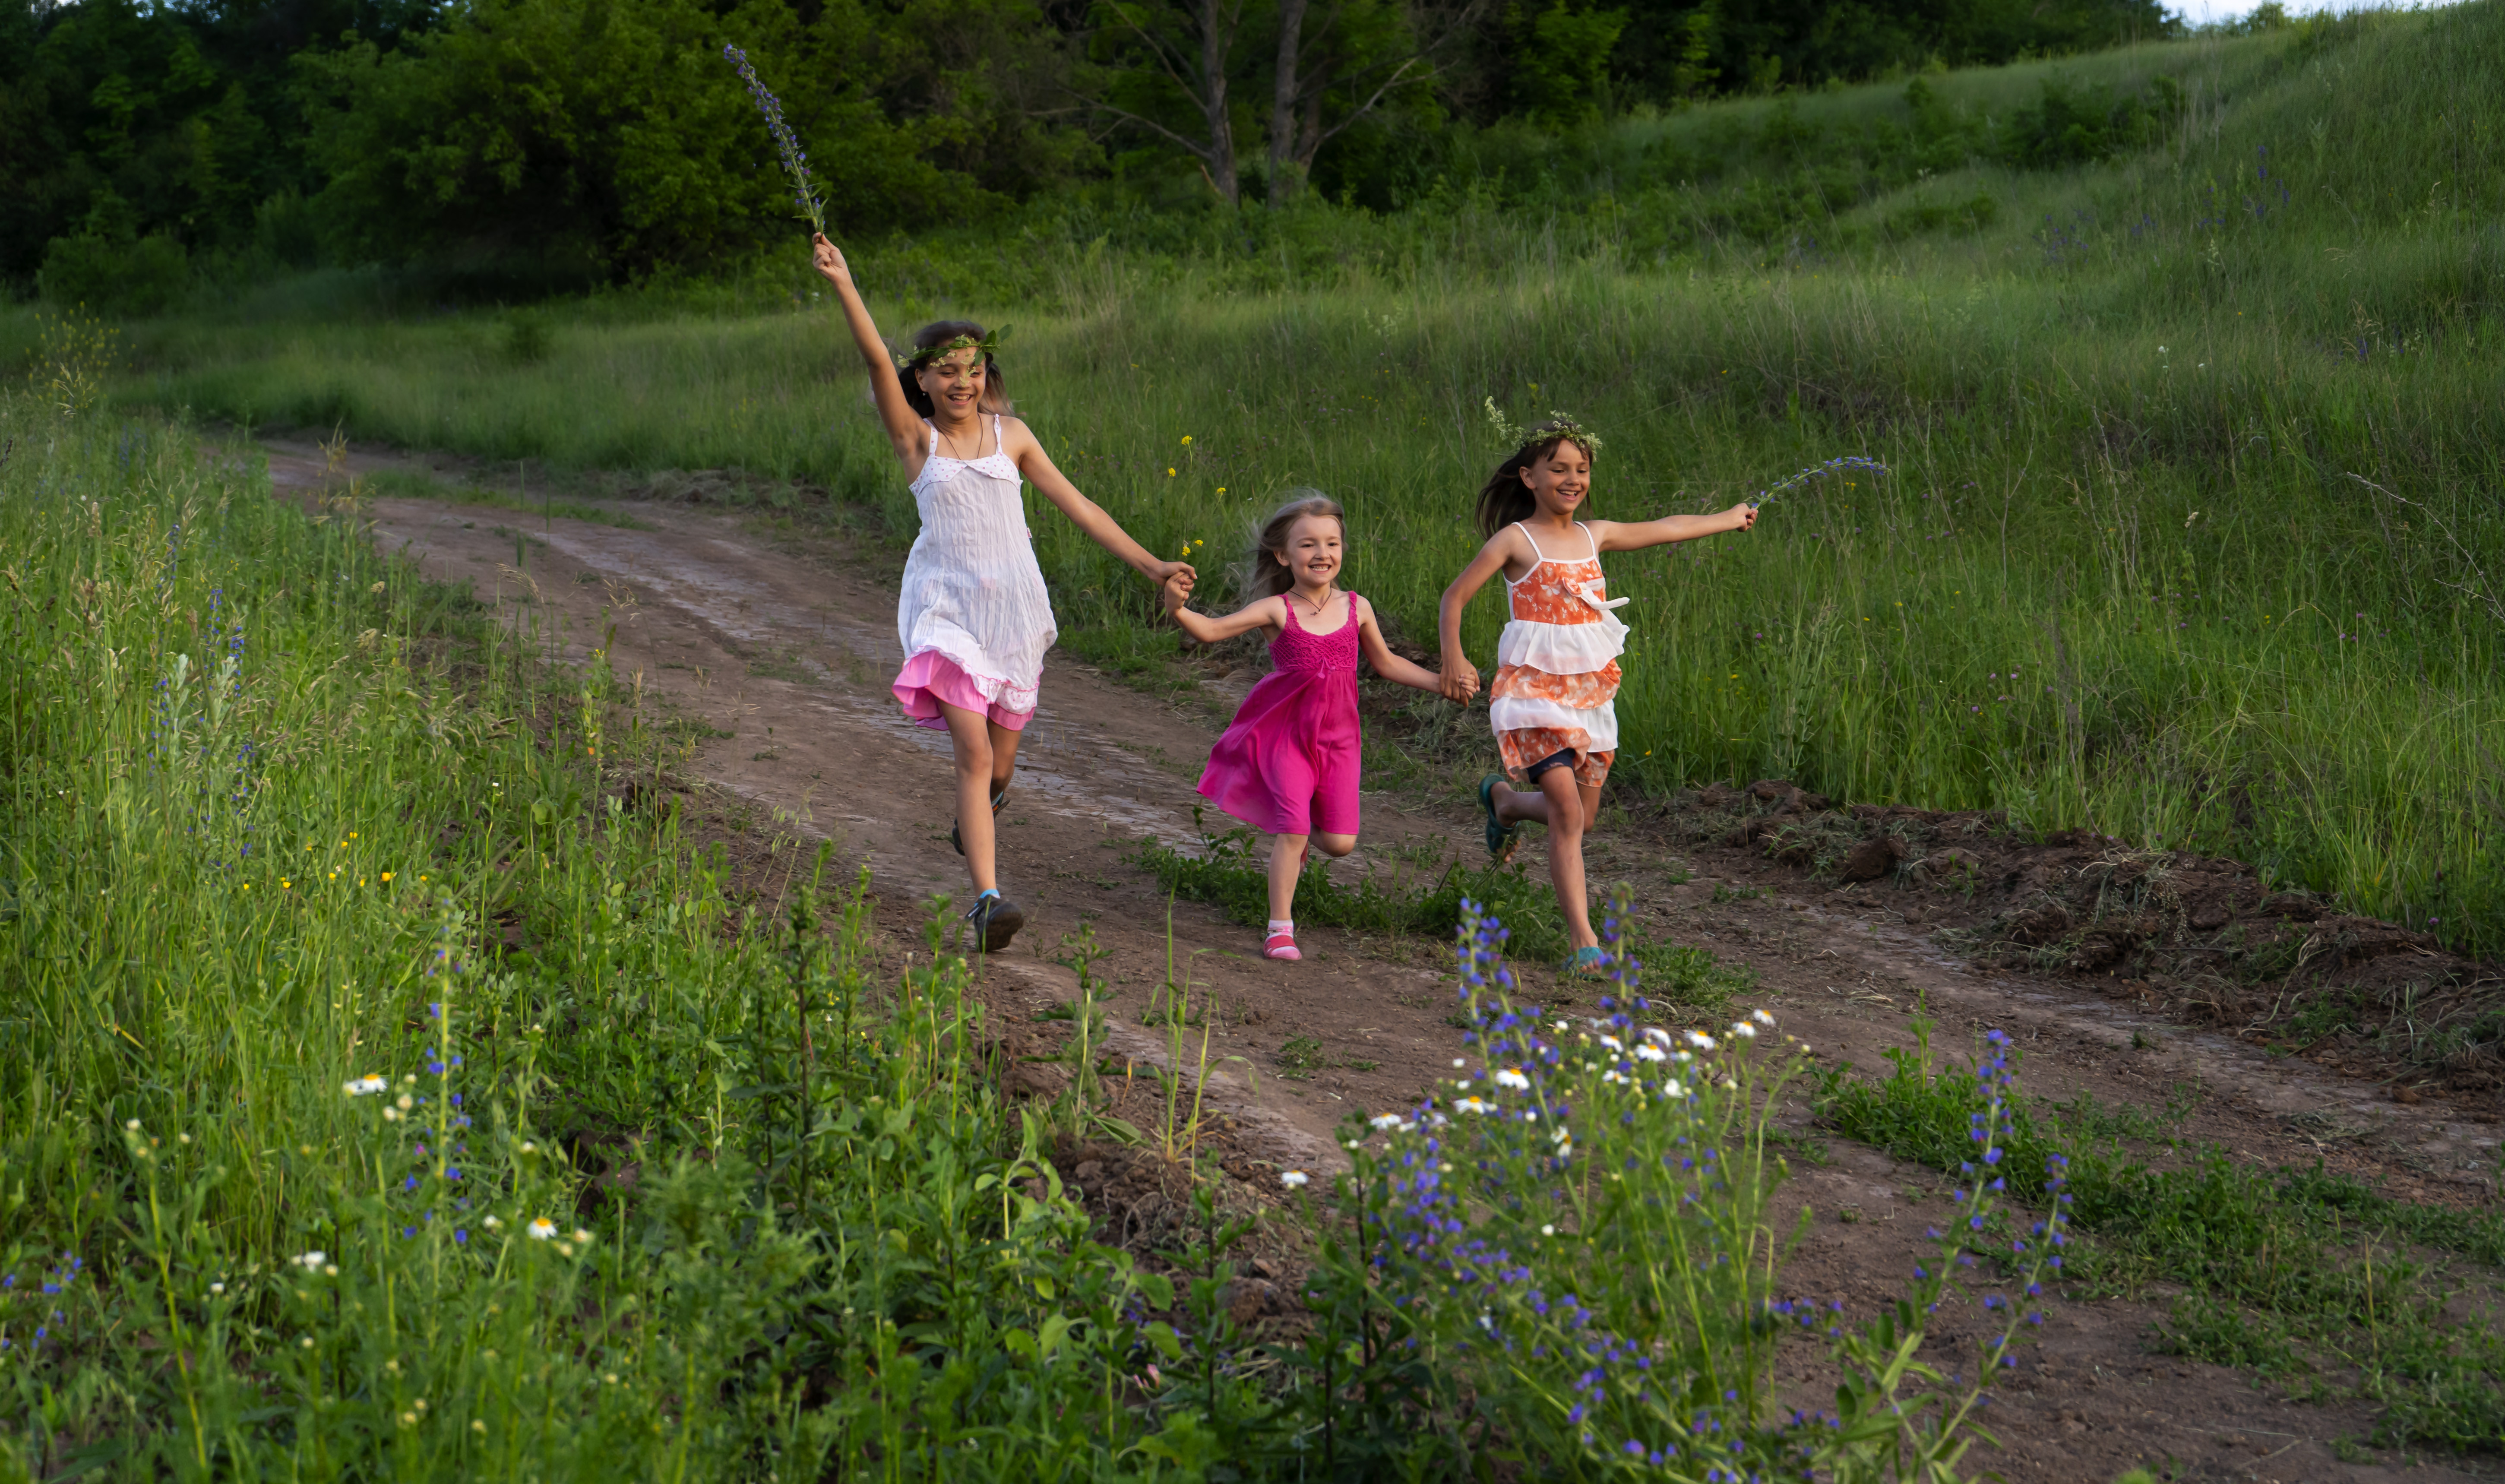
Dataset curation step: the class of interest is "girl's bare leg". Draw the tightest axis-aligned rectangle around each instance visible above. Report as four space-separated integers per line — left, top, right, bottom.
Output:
939 704 1024 893
1492 776 1603 949
1265 832 1357 925
1266 834 1308 924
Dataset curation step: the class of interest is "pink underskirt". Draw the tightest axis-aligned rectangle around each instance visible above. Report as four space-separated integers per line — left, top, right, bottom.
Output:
892 651 1034 732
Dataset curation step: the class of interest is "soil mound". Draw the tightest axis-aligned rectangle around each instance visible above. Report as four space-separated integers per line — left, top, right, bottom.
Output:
1667 781 2504 1099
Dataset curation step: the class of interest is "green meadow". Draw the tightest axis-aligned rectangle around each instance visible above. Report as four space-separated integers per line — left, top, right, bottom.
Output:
6 4 2505 1471
0 393 2078 1475
29 2 2500 959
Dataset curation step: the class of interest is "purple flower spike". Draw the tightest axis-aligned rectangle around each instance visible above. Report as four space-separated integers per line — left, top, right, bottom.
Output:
723 45 828 235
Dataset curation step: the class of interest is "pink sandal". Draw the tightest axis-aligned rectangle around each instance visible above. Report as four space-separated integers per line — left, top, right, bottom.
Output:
1262 931 1301 962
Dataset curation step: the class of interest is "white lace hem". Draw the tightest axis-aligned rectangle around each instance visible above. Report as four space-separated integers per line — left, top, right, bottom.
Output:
1496 616 1628 672
1488 696 1620 750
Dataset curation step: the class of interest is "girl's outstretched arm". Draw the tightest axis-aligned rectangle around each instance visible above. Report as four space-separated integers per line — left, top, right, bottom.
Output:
1435 526 1528 703
1591 503 1757 553
1162 579 1286 645
810 234 927 470
1003 420 1194 587
1354 597 1449 693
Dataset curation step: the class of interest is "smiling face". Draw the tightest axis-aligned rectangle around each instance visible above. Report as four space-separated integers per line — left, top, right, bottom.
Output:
1518 438 1593 519
915 348 987 420
1274 513 1345 592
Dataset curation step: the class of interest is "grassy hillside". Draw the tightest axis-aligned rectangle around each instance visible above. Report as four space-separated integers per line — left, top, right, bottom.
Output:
13 0 2502 958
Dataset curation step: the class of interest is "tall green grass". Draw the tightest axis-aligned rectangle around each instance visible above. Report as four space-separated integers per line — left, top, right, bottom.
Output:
0 396 1220 1473
22 1 2503 959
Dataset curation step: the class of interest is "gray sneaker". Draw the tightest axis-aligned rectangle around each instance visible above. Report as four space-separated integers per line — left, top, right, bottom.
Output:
965 893 1025 953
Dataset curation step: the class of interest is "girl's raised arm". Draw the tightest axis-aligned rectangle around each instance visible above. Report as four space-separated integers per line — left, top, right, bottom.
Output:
1003 421 1194 587
1355 597 1448 693
1592 503 1757 553
1435 526 1527 703
1162 579 1285 645
811 234 927 470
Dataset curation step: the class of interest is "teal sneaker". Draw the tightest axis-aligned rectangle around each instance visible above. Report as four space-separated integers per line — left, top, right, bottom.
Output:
1560 945 1609 978
1479 773 1520 864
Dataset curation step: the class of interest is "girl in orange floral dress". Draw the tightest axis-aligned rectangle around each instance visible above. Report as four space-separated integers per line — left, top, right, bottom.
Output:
1436 417 1759 974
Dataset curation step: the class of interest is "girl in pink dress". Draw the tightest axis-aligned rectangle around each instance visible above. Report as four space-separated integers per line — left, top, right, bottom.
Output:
1161 495 1457 961
813 233 1193 952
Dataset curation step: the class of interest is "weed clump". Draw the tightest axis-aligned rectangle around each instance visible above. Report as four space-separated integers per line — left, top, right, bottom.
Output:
1126 809 1752 1006
1817 1007 2505 1451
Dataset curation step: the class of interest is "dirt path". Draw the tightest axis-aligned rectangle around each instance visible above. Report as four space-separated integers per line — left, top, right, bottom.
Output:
260 437 2499 1482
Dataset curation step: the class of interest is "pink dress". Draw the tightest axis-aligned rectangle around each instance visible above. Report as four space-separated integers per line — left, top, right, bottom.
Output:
1198 593 1363 837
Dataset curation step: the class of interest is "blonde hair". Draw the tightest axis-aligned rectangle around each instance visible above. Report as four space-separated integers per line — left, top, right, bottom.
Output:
1238 492 1345 600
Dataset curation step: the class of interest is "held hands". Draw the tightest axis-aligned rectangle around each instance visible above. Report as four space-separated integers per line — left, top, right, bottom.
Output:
1439 656 1480 705
1159 568 1197 614
810 233 852 288
1151 559 1198 593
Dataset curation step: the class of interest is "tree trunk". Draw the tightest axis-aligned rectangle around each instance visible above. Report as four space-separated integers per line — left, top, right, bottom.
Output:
1267 0 1311 204
1200 0 1240 203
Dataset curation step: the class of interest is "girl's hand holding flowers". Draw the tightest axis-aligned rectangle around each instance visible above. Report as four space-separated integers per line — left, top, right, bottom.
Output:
810 233 852 288
1725 501 1758 532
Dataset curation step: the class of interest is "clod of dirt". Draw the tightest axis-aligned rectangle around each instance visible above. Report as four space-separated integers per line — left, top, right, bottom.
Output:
1838 833 1907 883
1748 778 1831 813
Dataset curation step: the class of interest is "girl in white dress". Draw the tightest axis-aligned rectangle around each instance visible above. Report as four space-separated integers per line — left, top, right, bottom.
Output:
813 233 1193 951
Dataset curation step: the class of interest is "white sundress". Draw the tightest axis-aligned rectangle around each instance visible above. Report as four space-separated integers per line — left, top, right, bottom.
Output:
891 415 1055 730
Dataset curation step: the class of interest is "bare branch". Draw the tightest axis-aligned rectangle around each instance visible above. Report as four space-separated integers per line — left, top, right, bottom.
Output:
1069 91 1226 163
1303 54 1427 156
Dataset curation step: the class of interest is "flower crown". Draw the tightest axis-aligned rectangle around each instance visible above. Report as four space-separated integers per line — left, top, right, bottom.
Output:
900 326 1012 370
1483 398 1604 456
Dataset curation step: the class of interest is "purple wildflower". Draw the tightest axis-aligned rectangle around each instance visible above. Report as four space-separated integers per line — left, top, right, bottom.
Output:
723 45 827 235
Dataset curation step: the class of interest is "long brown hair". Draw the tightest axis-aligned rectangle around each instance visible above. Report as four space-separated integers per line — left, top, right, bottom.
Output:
897 320 1012 418
1239 492 1346 600
1475 422 1597 536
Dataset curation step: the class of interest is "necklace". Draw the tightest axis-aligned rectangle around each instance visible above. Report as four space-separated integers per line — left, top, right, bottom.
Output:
932 415 985 460
1292 585 1338 620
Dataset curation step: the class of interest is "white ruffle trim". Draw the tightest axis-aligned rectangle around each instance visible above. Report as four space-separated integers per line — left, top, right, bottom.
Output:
1496 615 1627 672
901 629 1046 711
1488 696 1620 750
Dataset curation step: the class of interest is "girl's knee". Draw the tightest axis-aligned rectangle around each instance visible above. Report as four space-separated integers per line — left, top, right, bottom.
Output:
1313 833 1358 857
955 737 995 777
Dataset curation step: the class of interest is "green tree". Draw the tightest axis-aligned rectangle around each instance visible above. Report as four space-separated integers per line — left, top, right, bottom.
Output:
295 0 1048 279
1509 0 1628 126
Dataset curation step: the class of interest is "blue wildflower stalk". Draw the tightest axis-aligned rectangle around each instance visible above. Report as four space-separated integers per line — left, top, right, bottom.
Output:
1747 455 1890 508
722 45 826 237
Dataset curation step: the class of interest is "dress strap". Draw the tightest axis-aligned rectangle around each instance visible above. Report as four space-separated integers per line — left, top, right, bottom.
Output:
1506 521 1548 586
1574 521 1601 561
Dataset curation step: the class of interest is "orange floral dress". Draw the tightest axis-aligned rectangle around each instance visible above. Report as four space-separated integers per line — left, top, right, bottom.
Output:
1490 521 1626 788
